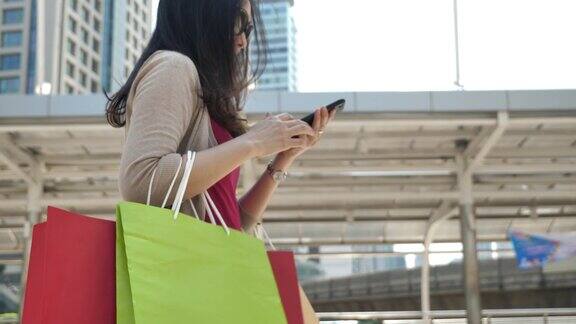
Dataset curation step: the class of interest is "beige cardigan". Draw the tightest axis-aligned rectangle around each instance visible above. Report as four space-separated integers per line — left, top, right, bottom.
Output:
119 50 235 220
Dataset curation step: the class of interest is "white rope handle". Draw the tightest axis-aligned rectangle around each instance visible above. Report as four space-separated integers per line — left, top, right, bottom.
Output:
162 159 184 209
188 197 200 220
200 191 216 225
204 191 230 235
146 167 158 206
175 150 230 235
146 150 231 235
255 222 276 250
171 151 195 219
146 157 183 208
147 155 200 219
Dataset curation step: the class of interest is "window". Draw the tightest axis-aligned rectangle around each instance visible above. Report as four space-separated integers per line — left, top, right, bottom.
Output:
267 38 288 46
92 37 99 52
67 38 76 55
80 48 88 65
0 77 19 93
93 17 100 32
82 6 90 22
68 16 77 33
65 83 74 94
91 79 98 92
269 66 288 73
1 31 22 47
79 71 87 87
94 0 101 13
2 9 24 25
91 58 99 73
70 0 78 11
81 27 89 44
0 54 20 70
66 61 75 78
268 47 288 54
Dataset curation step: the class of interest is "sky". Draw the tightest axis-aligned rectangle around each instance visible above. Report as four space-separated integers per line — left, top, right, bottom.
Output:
294 0 576 92
152 0 576 92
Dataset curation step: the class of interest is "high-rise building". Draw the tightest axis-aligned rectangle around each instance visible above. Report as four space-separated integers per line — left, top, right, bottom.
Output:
0 0 29 94
0 0 151 95
252 0 297 91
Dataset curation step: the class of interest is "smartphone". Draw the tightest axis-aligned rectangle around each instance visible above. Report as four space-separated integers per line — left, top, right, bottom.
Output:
300 99 346 126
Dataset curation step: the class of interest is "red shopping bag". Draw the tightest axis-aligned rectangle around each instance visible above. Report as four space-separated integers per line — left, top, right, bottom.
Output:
267 250 305 324
21 223 47 324
21 206 115 324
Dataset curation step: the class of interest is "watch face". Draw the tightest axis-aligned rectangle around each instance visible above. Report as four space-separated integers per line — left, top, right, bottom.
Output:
273 171 286 182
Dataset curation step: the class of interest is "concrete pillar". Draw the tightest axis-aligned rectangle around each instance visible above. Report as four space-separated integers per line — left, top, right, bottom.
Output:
18 165 43 320
456 139 482 324
421 230 433 323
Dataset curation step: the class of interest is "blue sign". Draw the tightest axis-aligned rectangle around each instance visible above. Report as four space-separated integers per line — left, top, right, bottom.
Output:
509 230 560 269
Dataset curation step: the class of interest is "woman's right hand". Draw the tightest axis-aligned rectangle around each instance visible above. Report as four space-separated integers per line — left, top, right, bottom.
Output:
243 113 316 158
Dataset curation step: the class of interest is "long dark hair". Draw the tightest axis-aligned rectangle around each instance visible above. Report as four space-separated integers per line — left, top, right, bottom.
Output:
105 0 267 137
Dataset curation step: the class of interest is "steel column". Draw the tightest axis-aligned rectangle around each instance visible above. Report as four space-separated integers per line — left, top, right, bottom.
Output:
456 139 482 324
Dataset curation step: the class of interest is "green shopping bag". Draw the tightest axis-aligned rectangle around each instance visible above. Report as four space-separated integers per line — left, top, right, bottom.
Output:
116 151 287 324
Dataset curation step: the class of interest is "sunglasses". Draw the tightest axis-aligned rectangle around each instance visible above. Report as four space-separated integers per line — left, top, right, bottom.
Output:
234 8 254 39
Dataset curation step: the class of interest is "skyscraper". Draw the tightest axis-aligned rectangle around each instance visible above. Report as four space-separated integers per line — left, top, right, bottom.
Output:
253 0 297 91
0 0 151 95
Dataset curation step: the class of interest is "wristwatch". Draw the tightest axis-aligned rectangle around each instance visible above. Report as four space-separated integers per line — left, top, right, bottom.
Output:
266 161 287 183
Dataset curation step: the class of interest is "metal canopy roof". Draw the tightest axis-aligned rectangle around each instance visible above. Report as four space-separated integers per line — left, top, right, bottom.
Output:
0 90 575 254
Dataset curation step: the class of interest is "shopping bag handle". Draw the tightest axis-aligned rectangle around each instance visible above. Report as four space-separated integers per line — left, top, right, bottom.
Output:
146 153 198 216
172 151 230 235
170 151 195 218
146 151 230 235
254 222 276 251
146 156 183 210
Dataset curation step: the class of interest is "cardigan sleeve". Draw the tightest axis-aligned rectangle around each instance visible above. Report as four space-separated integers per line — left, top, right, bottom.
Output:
118 51 202 207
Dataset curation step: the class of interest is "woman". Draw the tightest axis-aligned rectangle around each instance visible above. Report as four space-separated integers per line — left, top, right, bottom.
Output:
106 0 335 233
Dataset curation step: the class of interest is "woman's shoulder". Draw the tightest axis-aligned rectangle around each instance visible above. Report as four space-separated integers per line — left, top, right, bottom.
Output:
137 50 200 84
147 50 196 68
127 50 205 123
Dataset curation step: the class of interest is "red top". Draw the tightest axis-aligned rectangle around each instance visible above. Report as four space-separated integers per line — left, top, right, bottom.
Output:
205 117 242 230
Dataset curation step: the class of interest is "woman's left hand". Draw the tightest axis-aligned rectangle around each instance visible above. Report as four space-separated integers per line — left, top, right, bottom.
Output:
277 106 336 160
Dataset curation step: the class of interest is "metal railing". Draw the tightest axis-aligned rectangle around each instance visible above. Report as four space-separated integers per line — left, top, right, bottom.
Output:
318 308 576 323
304 258 576 302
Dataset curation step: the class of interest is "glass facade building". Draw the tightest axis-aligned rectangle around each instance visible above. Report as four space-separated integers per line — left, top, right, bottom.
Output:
252 0 297 91
0 0 151 95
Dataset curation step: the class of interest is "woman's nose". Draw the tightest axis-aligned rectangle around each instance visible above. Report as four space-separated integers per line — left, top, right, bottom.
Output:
236 34 247 51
